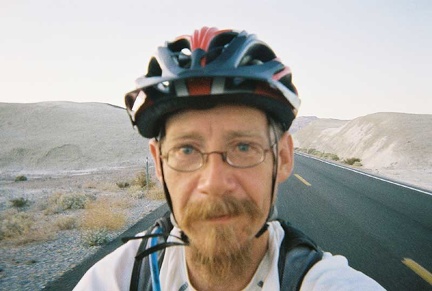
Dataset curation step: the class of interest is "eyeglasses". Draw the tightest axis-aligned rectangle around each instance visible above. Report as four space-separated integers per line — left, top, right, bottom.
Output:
161 142 275 172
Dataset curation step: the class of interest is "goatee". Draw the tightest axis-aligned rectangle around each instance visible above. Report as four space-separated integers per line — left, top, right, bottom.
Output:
180 195 265 284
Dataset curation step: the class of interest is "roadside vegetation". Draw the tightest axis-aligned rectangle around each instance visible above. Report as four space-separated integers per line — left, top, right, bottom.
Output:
295 148 362 167
0 170 164 247
14 175 28 182
10 197 30 208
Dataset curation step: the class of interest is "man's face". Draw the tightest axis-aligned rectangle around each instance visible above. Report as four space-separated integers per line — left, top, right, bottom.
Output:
150 105 293 259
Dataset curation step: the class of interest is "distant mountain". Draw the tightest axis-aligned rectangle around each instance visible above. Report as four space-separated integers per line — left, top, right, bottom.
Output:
0 102 149 174
289 116 319 134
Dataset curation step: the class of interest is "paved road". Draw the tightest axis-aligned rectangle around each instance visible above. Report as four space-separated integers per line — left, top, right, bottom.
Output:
44 153 432 290
278 153 432 290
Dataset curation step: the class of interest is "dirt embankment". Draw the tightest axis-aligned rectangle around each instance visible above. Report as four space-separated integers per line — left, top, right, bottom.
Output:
293 112 432 191
0 102 150 176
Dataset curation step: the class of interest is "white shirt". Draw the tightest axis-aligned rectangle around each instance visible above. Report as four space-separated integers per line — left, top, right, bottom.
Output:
74 221 385 291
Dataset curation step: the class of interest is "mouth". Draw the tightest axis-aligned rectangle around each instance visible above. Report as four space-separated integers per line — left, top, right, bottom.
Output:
204 214 238 223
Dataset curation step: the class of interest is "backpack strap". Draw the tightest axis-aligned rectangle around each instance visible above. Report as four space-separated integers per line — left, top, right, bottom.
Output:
129 217 322 291
130 237 152 291
277 220 323 291
129 212 174 291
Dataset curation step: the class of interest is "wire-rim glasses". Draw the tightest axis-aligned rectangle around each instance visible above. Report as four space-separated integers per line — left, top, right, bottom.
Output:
161 142 275 172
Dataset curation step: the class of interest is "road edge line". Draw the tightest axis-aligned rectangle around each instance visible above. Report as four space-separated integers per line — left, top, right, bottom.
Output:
295 152 432 196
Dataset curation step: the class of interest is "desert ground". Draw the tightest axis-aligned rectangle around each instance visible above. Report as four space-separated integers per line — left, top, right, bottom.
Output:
0 166 164 290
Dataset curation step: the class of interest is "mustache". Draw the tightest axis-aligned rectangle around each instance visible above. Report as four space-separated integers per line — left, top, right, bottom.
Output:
182 195 262 224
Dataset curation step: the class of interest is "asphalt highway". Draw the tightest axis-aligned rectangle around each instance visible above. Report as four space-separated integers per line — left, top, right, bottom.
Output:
278 153 432 290
44 153 432 290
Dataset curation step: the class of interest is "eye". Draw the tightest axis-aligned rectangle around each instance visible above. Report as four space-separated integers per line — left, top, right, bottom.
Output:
236 143 251 152
168 145 199 161
180 145 196 155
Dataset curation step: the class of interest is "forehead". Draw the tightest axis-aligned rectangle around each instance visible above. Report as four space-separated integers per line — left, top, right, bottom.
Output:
164 105 269 139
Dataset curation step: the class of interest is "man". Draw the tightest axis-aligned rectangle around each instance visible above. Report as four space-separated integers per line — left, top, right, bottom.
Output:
74 27 384 290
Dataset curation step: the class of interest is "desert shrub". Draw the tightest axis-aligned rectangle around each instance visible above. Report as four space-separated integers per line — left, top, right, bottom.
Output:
322 153 340 161
45 192 92 214
15 175 28 182
81 199 126 231
306 148 317 155
10 197 30 208
146 188 166 200
109 197 133 209
297 148 341 162
132 171 154 188
0 209 56 244
307 148 325 157
353 161 363 167
128 185 146 199
116 181 130 189
0 212 33 240
82 228 110 246
82 182 97 189
59 193 89 210
343 157 362 165
55 215 78 230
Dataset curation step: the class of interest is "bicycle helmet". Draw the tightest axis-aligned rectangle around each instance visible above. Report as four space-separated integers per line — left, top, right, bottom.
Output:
125 26 300 138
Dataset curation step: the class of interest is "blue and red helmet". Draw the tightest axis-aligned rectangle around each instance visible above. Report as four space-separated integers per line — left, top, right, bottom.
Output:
125 27 300 138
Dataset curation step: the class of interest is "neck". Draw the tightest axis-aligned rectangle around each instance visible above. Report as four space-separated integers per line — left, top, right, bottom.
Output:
185 230 269 291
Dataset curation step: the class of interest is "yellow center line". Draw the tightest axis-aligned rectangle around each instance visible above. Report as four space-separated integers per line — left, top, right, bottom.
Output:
294 174 311 186
402 258 432 285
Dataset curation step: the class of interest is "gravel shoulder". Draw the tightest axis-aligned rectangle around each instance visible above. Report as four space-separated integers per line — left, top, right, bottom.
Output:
0 167 164 291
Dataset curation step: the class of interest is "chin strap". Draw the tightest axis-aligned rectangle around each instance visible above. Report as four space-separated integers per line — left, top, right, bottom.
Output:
255 122 280 238
122 219 189 260
160 161 175 216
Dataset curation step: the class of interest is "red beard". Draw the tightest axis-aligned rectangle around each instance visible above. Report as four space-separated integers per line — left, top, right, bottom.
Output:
179 195 265 283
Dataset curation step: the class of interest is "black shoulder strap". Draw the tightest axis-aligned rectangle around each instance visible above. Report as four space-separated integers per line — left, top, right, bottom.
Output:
277 220 323 291
129 212 173 291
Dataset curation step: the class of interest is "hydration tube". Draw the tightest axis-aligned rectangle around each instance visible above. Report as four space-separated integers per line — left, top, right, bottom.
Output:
150 227 163 291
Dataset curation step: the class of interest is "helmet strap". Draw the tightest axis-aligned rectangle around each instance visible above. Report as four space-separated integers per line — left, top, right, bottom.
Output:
158 143 176 221
255 121 279 238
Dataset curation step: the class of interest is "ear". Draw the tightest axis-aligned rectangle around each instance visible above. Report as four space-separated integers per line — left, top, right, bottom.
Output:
149 139 163 183
276 132 294 183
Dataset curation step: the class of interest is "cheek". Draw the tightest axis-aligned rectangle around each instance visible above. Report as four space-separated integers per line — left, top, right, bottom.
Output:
164 170 196 220
239 168 273 207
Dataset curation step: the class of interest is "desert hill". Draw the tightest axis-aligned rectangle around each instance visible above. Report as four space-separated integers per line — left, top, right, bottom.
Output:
289 116 319 134
0 102 149 175
293 112 432 190
1 103 430 190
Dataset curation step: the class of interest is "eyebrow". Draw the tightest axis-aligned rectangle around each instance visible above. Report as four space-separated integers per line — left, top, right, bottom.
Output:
166 132 205 143
167 130 265 144
225 130 264 139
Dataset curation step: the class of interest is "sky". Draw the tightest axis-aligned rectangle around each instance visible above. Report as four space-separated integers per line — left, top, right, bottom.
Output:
0 0 431 120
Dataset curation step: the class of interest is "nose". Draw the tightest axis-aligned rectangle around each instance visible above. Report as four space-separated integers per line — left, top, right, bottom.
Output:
197 152 236 195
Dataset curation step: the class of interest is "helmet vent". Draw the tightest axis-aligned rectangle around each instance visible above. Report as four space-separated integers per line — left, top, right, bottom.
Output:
147 57 162 77
240 44 276 66
205 32 238 64
168 39 192 68
208 32 238 51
